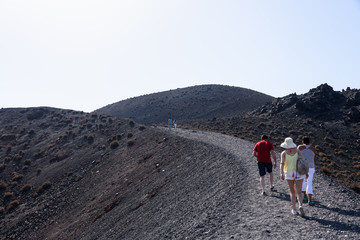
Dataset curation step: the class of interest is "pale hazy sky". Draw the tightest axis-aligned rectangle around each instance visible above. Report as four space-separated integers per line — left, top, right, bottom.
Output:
1 0 360 112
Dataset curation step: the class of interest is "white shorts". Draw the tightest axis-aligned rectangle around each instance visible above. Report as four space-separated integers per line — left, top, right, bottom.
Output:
285 171 305 180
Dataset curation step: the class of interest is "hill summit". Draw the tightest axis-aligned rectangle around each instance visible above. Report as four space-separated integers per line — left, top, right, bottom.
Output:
95 84 274 125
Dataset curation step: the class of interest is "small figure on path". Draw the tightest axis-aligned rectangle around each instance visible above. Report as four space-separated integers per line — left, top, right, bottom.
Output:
280 137 305 216
168 117 172 130
253 135 277 195
174 119 177 129
298 136 317 206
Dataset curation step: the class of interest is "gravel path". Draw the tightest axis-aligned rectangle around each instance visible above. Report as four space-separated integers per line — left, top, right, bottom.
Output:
165 127 360 239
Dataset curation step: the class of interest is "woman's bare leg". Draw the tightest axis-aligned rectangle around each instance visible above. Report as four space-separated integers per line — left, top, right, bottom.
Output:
287 180 296 210
296 179 304 206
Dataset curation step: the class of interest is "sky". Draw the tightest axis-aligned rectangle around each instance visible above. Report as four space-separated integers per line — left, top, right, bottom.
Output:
1 0 360 112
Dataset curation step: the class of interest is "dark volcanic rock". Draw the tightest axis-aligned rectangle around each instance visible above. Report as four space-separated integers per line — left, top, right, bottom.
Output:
255 83 359 121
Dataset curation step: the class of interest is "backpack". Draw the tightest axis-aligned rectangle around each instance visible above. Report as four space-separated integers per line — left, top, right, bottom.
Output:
296 151 309 175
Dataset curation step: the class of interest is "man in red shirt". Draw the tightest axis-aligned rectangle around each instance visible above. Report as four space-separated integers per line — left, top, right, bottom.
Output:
253 135 277 195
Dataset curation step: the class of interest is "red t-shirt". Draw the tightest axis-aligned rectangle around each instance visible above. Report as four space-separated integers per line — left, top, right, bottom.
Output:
253 140 274 163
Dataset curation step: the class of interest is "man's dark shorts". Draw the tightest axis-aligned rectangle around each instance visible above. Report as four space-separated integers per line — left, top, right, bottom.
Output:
258 162 273 176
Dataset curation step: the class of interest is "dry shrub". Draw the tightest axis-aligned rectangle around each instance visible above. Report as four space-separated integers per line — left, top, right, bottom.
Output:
36 168 42 175
320 166 331 175
13 154 23 162
22 166 29 172
86 135 94 144
0 181 7 190
49 151 70 163
0 164 5 171
127 139 135 147
350 182 360 194
33 151 44 160
324 136 333 142
21 184 32 193
127 132 133 138
37 181 51 194
0 207 4 215
12 174 24 182
139 125 146 131
4 192 14 200
128 118 135 127
24 159 32 166
110 140 119 149
4 157 11 163
7 200 19 211
328 162 335 167
334 150 344 156
289 130 297 135
322 157 329 162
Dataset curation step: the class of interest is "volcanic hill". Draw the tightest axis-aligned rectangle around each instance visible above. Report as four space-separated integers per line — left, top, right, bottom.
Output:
95 84 274 125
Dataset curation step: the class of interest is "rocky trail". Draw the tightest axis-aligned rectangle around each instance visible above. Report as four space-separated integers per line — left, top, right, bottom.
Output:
163 127 360 239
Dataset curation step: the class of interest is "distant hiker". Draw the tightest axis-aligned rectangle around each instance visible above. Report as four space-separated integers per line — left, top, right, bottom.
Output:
298 136 317 206
168 118 172 129
253 135 277 195
174 120 177 129
280 137 305 216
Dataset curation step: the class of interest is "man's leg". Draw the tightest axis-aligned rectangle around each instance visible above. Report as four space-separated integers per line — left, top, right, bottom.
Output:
258 163 266 194
302 178 308 203
307 168 315 204
260 176 265 193
269 172 274 189
265 162 274 190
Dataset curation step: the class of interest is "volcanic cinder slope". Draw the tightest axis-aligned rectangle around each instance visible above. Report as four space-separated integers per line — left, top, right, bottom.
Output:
95 84 274 125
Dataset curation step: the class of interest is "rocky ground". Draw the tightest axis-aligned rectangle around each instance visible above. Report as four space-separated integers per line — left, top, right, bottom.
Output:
161 128 360 240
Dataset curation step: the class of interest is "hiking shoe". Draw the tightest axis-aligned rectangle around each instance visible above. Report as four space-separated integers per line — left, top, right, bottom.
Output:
308 201 315 206
303 196 308 203
299 206 305 217
270 186 275 191
261 191 266 196
291 209 298 215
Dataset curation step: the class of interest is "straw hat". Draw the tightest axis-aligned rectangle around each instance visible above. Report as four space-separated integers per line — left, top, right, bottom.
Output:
280 137 297 149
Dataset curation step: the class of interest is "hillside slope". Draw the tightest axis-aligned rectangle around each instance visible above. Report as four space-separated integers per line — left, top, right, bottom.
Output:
1 111 359 239
95 85 274 125
187 84 360 193
0 107 179 239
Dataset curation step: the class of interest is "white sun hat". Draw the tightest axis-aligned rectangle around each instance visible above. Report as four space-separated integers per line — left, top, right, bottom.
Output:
280 137 297 149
